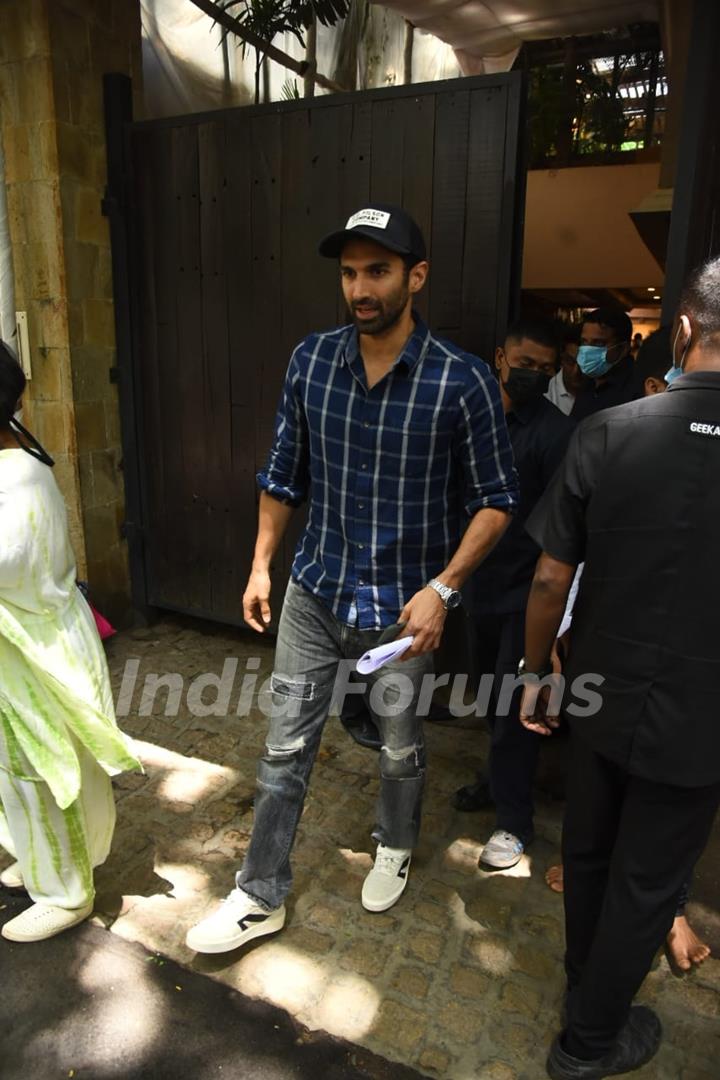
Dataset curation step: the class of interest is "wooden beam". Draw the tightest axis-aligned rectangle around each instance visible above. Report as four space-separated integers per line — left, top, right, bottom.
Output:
189 0 348 95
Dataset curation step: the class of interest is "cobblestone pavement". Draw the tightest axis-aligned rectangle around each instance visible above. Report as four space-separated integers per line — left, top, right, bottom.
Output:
23 616 719 1080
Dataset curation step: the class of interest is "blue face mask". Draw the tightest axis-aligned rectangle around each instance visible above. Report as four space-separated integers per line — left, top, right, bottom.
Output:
665 323 692 385
576 344 612 378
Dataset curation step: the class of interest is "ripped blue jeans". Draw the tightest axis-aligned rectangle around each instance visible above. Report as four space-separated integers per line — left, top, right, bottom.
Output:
237 579 433 910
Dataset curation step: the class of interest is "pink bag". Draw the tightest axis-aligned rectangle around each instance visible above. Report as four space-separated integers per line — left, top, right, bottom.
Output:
90 602 116 640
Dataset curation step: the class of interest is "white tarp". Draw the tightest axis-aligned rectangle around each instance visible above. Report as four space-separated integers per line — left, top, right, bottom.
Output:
374 0 660 74
140 0 460 118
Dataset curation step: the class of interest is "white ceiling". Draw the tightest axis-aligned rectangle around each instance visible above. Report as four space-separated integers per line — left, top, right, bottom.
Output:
374 1 660 73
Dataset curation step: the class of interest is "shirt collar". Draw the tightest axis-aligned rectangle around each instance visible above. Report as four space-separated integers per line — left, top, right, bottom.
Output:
666 370 720 393
342 313 432 375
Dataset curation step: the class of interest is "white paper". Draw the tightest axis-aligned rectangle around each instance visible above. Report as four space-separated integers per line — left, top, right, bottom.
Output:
356 636 415 674
558 563 584 639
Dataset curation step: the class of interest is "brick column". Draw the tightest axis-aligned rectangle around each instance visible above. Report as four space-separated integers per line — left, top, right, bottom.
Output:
0 0 143 623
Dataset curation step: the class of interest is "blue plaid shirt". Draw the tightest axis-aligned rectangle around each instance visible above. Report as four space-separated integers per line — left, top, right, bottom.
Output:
258 317 518 629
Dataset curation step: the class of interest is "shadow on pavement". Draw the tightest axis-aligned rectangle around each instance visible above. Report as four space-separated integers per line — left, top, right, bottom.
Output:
0 890 427 1080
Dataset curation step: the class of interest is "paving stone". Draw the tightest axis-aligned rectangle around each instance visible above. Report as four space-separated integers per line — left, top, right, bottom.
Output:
339 940 387 979
404 929 445 965
674 981 720 1019
96 616 720 1079
389 965 431 1000
281 926 335 957
464 892 513 932
418 1046 453 1075
475 1062 518 1080
465 933 515 977
449 963 492 999
435 999 486 1042
513 944 561 983
500 980 543 1019
301 899 348 932
514 912 563 946
412 898 451 928
370 1000 426 1056
420 878 457 905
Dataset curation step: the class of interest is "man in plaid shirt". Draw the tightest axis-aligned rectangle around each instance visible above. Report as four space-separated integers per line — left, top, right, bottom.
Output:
187 203 518 955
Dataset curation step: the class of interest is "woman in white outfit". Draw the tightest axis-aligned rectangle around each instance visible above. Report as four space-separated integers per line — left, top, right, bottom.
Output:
0 344 140 942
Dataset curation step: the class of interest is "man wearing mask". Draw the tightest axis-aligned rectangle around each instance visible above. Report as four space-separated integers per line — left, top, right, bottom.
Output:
572 308 638 421
454 321 574 870
520 256 720 1077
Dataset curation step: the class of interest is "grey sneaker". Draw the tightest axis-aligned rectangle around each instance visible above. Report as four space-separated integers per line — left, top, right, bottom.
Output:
362 845 411 912
480 830 527 869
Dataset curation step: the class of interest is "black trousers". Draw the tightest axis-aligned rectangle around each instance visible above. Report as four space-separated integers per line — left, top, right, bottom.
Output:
475 611 540 841
562 733 720 1059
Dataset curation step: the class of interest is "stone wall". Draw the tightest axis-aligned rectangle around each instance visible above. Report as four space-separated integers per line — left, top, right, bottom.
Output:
0 0 143 624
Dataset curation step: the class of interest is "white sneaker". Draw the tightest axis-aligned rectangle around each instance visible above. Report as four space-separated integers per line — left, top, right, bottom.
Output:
1 901 93 942
185 889 286 954
480 830 528 869
0 862 24 889
362 845 412 912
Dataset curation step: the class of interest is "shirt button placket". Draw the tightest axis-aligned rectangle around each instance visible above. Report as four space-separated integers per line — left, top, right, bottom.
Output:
355 402 376 624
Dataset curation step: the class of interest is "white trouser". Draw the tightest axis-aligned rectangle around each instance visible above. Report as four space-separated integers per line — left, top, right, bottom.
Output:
0 730 115 909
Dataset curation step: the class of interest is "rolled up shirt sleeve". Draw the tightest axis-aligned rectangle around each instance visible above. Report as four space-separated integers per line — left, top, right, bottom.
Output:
526 421 591 564
257 348 310 506
454 361 519 516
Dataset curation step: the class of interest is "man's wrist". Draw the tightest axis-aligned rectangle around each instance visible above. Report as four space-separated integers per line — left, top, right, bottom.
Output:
517 656 553 679
426 578 462 610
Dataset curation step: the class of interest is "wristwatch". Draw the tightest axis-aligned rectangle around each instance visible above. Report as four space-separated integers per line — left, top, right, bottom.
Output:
426 578 462 610
517 656 553 680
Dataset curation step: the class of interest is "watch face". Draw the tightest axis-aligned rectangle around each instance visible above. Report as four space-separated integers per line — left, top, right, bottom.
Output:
446 590 462 609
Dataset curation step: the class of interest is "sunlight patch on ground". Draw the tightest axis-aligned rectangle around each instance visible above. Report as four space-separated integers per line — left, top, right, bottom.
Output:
77 947 165 1066
132 739 239 803
337 847 373 871
237 943 330 1015
478 853 533 880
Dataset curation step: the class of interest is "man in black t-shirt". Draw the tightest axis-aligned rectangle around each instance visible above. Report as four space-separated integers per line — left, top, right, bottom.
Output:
454 320 574 871
572 307 639 421
519 258 720 1079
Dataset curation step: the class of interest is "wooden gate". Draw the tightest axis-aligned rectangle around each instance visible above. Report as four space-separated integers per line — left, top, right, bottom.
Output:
106 73 525 625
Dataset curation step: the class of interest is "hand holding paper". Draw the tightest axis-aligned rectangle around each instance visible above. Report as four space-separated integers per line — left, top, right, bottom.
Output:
356 635 415 674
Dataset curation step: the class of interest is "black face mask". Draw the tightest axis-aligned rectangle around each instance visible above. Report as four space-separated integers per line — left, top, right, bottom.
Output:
503 366 550 407
8 417 55 467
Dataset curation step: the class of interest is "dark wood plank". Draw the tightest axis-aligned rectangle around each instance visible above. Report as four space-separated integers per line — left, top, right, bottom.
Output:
171 122 210 612
129 129 164 604
308 103 351 337
198 119 241 622
334 101 372 324
461 85 508 361
280 107 315 356
225 115 254 411
400 93 436 326
146 124 185 608
430 90 470 336
370 97 404 205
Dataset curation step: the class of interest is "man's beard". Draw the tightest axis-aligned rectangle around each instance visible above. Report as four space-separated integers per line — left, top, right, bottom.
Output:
350 283 409 336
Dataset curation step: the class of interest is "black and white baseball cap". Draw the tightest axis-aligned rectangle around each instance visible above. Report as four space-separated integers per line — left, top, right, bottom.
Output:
318 203 427 262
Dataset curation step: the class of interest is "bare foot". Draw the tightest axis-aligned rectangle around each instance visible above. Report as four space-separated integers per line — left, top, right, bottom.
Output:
545 863 564 894
665 914 711 975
